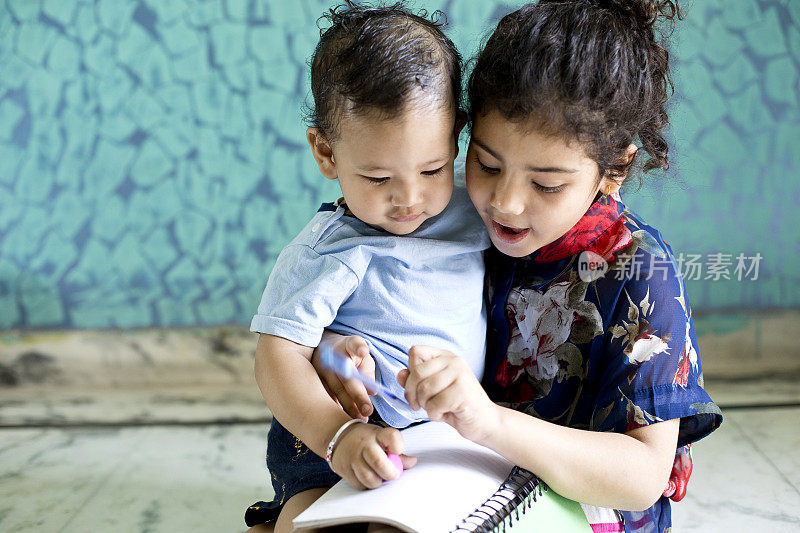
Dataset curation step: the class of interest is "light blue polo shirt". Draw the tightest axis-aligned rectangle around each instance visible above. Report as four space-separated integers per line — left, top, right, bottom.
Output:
251 178 490 427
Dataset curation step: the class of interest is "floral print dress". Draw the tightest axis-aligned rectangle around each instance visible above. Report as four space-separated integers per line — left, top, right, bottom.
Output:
482 194 723 533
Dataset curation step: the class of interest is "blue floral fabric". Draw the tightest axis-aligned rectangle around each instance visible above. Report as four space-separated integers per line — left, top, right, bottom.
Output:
482 195 723 533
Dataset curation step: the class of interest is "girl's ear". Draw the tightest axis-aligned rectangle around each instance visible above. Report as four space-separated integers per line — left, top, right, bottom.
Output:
601 143 638 196
307 127 338 179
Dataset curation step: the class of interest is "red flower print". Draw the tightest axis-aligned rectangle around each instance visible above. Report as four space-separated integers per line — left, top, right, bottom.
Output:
674 322 698 386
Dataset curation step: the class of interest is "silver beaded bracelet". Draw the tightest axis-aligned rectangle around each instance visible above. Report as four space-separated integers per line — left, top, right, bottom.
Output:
325 418 364 468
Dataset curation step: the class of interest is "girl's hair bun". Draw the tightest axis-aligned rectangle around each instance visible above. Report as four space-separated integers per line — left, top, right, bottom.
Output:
599 0 681 34
541 0 682 36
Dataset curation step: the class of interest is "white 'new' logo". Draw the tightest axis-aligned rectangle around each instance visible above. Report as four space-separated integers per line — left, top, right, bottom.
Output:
578 250 608 282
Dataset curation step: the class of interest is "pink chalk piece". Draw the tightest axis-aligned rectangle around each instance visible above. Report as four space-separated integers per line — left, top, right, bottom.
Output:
386 453 404 476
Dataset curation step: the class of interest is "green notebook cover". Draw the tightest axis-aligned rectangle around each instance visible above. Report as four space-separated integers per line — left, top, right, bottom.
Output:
452 468 593 532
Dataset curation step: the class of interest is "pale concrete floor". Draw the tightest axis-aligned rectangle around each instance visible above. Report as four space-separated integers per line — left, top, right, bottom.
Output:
1 406 799 532
2 324 799 531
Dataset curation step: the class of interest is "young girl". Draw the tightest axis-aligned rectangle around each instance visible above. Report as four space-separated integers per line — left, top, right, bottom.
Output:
245 2 490 532
316 1 722 531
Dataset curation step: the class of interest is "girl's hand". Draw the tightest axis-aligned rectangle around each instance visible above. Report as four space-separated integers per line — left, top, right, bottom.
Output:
398 345 498 443
330 422 417 490
312 333 375 421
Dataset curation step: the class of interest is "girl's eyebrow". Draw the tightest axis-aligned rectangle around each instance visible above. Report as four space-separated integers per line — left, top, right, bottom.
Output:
527 165 578 174
472 137 578 174
358 156 450 173
472 137 503 161
357 165 390 172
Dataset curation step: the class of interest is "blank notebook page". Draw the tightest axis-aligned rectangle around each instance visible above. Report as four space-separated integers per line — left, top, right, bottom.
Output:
294 421 515 533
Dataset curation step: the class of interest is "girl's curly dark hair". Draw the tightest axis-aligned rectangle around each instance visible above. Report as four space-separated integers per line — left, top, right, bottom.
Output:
468 0 683 179
308 1 462 141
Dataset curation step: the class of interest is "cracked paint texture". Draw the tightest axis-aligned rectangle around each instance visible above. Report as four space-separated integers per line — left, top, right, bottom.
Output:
0 0 798 329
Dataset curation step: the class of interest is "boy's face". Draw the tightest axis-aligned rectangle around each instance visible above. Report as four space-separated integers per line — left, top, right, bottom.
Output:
309 104 460 235
465 109 626 258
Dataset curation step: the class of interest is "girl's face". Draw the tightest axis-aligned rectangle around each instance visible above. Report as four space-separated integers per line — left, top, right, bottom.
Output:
466 110 621 258
308 103 460 235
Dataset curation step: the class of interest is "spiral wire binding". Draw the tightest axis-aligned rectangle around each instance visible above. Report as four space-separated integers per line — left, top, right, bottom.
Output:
451 467 547 532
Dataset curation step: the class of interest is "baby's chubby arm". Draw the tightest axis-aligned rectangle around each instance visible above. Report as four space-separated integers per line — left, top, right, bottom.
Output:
401 346 679 512
254 333 413 489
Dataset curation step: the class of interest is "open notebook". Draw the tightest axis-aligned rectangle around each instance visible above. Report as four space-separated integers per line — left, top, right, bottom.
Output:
294 421 591 532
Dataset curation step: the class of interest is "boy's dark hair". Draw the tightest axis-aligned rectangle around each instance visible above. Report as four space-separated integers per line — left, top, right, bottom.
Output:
468 0 683 179
308 1 462 141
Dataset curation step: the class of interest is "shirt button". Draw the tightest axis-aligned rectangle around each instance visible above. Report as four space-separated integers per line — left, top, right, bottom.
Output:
312 223 321 232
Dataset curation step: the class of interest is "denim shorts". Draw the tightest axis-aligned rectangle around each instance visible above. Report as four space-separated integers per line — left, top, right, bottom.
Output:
244 417 342 526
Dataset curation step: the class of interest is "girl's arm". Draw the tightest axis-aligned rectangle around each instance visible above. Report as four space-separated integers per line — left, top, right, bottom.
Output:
485 405 678 511
400 346 678 512
254 333 410 489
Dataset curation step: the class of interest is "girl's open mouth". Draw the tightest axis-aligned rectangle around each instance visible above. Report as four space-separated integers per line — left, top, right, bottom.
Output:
492 219 530 244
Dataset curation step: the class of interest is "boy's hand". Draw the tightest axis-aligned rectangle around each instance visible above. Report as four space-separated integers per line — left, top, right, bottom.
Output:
330 422 417 490
399 345 498 443
312 333 375 421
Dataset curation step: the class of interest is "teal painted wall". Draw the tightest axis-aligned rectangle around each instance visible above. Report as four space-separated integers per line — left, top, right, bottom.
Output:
0 0 798 329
